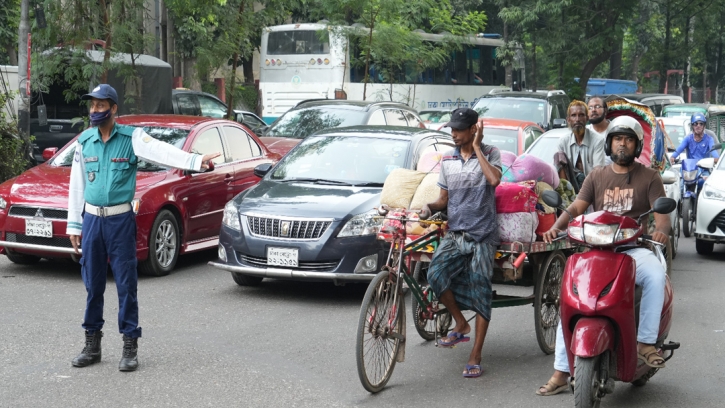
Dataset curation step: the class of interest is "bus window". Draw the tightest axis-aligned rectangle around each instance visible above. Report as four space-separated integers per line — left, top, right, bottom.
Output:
267 30 330 55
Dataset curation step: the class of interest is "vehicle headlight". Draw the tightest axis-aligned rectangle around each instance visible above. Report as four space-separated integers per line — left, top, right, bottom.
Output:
222 201 241 231
683 170 697 182
582 223 619 245
337 210 383 237
615 228 639 242
0 196 6 210
702 184 725 201
568 226 583 241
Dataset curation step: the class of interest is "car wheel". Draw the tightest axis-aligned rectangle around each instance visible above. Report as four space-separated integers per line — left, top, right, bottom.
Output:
696 239 714 255
139 210 180 277
231 272 263 286
5 249 41 265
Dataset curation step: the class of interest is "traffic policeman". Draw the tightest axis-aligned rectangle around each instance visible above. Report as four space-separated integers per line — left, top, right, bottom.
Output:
66 84 219 371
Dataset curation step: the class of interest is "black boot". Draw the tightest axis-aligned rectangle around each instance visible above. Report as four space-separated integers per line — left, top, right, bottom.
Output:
72 330 102 367
118 335 138 372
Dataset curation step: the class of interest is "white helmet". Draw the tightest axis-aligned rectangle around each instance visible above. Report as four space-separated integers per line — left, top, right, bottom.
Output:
605 116 644 157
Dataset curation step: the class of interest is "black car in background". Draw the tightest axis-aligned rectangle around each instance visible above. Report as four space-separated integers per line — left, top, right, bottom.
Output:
210 126 454 286
259 100 425 156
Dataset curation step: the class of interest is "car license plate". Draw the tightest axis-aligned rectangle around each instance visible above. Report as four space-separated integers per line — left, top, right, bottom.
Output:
267 247 298 267
26 219 53 238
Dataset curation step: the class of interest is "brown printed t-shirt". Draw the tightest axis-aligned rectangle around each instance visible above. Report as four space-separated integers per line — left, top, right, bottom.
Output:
577 163 666 219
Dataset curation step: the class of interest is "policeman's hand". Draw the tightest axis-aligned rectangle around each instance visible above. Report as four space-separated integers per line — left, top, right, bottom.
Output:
669 156 675 165
542 227 562 244
651 231 669 245
70 235 81 254
200 152 221 170
474 119 484 148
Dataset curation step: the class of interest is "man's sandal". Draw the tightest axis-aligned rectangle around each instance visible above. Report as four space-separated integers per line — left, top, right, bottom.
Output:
638 346 666 368
536 378 568 396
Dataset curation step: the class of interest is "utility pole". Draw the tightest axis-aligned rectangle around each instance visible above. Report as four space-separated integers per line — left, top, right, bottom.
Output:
17 0 31 155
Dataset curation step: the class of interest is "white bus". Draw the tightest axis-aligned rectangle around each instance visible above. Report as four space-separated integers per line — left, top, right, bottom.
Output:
258 23 520 123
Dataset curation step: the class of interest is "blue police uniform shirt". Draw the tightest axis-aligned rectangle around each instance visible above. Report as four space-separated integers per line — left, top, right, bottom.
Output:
77 124 138 207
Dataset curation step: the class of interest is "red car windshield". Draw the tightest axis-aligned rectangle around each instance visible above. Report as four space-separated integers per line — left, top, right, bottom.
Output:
51 126 191 170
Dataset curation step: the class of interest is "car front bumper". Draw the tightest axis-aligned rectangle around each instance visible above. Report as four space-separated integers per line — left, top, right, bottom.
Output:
695 195 725 242
208 261 376 283
212 221 385 284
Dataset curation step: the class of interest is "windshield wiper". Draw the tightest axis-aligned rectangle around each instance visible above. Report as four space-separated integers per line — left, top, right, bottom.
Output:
352 182 384 187
275 177 352 185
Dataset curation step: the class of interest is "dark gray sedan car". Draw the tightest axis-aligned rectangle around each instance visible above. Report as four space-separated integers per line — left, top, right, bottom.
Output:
209 126 454 286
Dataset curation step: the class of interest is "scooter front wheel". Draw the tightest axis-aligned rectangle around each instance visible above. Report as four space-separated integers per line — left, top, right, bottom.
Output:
574 356 603 408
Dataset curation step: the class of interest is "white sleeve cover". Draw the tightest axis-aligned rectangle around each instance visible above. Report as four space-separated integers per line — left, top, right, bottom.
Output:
66 142 86 235
131 128 203 171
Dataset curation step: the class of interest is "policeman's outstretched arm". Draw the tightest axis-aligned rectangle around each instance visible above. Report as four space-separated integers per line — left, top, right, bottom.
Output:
131 128 219 172
66 141 87 254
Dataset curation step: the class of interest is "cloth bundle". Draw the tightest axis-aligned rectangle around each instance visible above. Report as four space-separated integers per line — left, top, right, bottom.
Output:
501 153 560 188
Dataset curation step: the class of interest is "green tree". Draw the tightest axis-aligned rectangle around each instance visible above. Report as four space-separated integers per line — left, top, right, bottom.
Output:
0 0 19 65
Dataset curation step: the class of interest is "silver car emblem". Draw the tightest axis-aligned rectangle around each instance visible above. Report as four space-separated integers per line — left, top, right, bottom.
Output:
280 221 291 237
35 208 44 219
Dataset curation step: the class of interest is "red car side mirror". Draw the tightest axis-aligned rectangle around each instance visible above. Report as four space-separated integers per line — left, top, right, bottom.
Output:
42 147 58 161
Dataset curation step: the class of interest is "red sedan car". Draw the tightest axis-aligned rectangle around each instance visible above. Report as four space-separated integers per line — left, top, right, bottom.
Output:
0 115 279 276
437 118 544 155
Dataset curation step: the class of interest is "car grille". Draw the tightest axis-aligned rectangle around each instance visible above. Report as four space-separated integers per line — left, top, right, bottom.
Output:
708 210 725 233
246 215 332 240
237 253 340 272
8 205 68 220
5 232 73 248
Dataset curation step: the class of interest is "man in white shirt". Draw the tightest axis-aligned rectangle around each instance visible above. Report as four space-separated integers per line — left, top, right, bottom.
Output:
556 100 606 192
587 96 612 166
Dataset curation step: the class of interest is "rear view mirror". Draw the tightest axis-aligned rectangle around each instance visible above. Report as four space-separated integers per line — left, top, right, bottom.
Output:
552 118 567 129
235 112 244 123
661 170 677 185
254 162 273 178
697 157 715 170
541 190 562 208
42 147 58 161
653 197 677 215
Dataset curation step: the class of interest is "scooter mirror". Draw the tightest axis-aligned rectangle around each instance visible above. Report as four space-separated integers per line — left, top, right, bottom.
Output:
653 197 677 215
696 157 715 170
541 190 562 208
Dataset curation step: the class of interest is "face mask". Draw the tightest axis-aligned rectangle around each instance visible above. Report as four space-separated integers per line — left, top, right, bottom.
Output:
90 109 112 127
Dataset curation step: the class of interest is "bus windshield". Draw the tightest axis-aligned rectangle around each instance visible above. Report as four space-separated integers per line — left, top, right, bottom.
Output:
267 30 330 55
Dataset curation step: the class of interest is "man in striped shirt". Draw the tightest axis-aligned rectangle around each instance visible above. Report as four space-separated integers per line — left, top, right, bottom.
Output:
423 107 502 378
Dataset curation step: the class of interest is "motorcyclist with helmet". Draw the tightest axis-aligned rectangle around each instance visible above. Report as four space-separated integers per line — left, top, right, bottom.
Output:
670 112 720 165
536 115 670 396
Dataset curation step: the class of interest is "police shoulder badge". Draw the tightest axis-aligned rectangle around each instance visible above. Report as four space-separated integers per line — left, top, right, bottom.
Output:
88 172 96 182
142 136 152 143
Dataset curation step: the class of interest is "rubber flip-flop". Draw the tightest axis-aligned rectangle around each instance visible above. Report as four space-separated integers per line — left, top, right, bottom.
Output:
437 331 470 348
463 364 482 378
535 379 568 396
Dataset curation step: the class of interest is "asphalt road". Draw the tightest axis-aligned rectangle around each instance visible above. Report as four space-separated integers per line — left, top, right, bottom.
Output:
1 238 725 408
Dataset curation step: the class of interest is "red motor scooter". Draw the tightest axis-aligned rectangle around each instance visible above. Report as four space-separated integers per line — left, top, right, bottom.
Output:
541 191 680 408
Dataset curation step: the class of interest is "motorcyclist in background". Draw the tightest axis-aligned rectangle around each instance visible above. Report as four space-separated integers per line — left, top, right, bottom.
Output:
670 113 720 165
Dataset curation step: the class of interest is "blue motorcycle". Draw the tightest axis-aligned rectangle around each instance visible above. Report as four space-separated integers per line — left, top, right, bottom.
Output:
680 158 707 237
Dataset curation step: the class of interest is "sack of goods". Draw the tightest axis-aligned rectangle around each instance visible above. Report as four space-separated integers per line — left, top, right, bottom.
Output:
495 181 539 242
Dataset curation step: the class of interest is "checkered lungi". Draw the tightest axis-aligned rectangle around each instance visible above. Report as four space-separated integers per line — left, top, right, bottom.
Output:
426 231 495 321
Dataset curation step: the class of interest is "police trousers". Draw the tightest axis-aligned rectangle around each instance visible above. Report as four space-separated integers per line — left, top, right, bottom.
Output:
80 210 142 338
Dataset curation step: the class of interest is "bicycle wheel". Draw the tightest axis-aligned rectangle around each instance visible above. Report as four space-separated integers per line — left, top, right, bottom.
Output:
412 283 452 341
356 270 404 393
534 250 566 355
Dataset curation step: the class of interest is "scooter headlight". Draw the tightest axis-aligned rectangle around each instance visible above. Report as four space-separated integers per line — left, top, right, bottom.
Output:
682 170 697 182
582 223 619 245
615 228 639 243
702 184 725 202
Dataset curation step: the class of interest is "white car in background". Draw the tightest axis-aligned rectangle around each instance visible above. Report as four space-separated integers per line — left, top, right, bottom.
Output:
695 148 725 254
